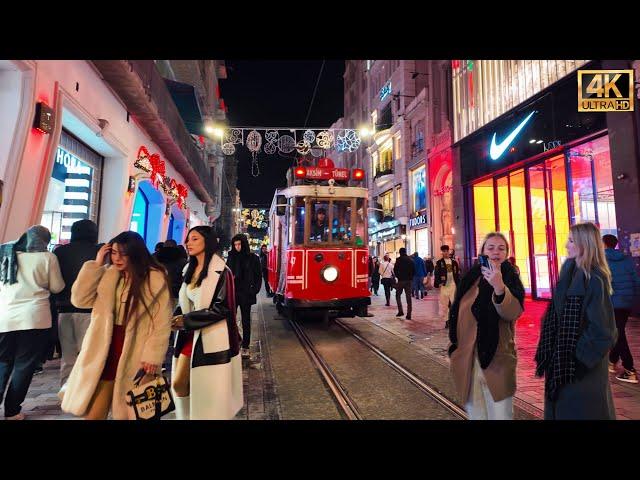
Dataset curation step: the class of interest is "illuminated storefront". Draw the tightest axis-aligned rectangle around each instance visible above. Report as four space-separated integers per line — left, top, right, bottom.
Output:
41 130 103 248
458 66 620 299
409 164 430 256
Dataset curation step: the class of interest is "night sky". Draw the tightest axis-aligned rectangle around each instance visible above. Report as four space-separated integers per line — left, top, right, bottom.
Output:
220 60 345 206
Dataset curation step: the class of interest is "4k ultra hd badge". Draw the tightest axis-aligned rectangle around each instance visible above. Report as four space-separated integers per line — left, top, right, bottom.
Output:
578 70 634 112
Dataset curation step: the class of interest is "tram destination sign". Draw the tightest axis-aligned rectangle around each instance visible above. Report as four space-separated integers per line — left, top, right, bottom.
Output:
295 166 350 181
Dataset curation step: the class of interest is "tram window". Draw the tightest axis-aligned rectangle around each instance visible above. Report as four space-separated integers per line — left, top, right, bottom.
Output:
294 197 305 245
309 201 330 242
354 198 366 246
331 200 353 243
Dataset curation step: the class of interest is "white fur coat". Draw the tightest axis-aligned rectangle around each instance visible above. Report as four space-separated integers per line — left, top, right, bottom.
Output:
59 261 172 419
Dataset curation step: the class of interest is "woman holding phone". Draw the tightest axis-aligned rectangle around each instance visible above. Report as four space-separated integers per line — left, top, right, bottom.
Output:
170 226 243 420
59 231 172 420
447 232 525 420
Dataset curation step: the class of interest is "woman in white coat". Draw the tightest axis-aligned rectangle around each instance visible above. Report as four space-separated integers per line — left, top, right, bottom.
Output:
0 225 64 420
171 226 243 420
59 231 172 420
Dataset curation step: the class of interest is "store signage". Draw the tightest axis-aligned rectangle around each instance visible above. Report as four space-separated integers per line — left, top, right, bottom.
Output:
409 213 427 229
55 147 84 171
379 82 392 101
374 227 399 241
34 102 54 134
433 185 453 196
578 70 634 112
543 140 562 152
489 111 536 160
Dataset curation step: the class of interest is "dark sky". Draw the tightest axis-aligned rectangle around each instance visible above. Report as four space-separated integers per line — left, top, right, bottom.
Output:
220 60 345 206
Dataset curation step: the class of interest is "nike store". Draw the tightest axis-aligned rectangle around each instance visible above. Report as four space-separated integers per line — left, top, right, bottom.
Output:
456 63 639 300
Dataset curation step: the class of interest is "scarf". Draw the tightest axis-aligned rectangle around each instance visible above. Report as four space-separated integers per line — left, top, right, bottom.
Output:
535 263 586 401
448 261 525 369
0 226 51 285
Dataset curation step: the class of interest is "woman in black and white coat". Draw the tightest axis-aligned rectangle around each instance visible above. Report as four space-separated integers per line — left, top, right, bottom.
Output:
171 226 243 420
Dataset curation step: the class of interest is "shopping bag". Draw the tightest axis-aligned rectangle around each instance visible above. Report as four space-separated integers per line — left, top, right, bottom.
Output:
125 368 175 420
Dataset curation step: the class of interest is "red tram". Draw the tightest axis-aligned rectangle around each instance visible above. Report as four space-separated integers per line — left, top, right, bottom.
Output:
268 157 370 319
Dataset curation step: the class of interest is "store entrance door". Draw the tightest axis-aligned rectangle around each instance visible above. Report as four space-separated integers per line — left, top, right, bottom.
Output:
526 154 570 299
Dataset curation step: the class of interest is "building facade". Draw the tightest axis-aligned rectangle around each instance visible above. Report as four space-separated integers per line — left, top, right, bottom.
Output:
0 60 222 251
451 59 640 300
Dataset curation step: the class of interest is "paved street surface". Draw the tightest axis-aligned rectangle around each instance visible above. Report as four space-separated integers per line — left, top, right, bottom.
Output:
364 287 640 420
6 289 640 420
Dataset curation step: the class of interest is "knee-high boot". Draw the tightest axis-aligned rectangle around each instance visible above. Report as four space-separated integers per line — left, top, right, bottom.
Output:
174 395 190 420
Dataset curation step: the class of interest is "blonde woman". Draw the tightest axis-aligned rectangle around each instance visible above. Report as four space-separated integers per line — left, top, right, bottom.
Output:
535 222 617 420
448 232 525 420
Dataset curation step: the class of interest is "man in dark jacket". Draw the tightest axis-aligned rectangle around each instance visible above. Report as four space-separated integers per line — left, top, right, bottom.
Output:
52 219 102 386
434 244 460 327
604 234 640 384
227 234 262 358
259 244 273 297
393 248 415 320
412 252 427 299
155 239 188 309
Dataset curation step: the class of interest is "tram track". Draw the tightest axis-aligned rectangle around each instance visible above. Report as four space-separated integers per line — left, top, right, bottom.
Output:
288 314 467 420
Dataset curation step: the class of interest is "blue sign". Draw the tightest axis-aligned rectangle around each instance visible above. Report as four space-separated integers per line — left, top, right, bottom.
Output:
379 82 392 101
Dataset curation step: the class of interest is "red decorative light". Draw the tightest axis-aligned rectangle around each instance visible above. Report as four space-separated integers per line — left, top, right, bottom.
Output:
317 157 335 168
352 169 365 180
294 167 307 178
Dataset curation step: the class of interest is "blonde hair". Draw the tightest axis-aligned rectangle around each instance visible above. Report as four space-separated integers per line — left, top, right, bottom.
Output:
480 232 510 256
569 222 613 294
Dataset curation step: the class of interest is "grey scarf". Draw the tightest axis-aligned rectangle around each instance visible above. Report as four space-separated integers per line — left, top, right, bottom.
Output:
0 225 51 285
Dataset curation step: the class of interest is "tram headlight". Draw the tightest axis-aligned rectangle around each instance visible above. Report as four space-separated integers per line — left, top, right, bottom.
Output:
321 265 339 283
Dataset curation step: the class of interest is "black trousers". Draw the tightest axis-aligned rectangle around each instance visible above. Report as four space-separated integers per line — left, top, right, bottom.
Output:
609 308 634 371
371 277 380 294
262 269 272 295
238 303 252 349
395 280 412 316
381 279 393 305
0 329 49 417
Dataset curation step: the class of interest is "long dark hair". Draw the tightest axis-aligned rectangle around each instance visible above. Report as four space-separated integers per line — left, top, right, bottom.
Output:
184 226 220 287
110 231 167 325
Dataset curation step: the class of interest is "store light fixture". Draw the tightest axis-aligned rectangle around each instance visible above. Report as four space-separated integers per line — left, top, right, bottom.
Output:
536 140 543 144
529 139 537 143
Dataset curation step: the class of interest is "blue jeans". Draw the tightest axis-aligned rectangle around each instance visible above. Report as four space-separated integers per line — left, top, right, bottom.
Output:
412 276 425 297
0 329 49 417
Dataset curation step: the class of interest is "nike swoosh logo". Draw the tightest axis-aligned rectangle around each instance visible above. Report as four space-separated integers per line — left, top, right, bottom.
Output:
489 111 536 160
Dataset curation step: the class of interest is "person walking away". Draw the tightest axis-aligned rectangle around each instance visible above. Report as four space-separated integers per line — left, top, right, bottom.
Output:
535 222 617 420
603 234 640 384
170 226 243 420
379 254 395 306
0 226 65 420
52 219 102 387
412 252 427 299
448 232 525 420
259 244 273 297
394 248 415 320
155 239 188 312
59 231 172 420
424 256 435 291
434 245 461 327
227 234 262 359
371 257 381 296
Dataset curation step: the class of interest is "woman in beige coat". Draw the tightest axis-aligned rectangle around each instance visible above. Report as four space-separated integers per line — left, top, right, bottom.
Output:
59 231 172 420
447 232 525 420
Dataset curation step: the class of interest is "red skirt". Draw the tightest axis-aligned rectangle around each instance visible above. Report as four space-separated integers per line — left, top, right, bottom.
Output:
101 325 126 381
180 331 194 357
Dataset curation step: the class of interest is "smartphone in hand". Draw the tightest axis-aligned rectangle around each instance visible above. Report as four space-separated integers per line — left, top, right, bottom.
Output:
478 255 490 269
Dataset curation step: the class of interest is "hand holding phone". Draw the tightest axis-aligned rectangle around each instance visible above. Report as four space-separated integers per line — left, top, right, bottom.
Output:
479 255 490 269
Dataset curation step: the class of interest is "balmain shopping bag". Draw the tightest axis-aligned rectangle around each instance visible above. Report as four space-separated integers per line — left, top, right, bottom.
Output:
125 369 175 420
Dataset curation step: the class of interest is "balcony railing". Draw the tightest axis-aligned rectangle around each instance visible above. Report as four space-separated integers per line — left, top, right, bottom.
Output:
374 168 394 179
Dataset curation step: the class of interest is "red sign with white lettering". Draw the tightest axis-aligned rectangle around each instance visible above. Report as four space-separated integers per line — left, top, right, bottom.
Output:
303 167 350 180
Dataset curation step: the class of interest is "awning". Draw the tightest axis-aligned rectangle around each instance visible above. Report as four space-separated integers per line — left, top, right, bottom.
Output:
164 78 204 136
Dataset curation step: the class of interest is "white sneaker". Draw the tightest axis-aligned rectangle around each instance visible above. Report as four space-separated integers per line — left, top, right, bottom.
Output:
6 412 25 420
